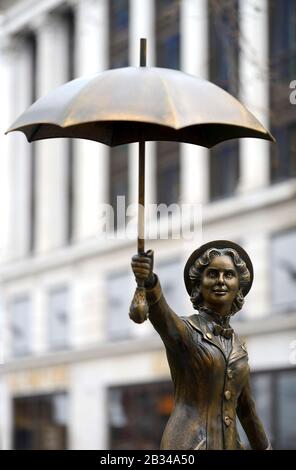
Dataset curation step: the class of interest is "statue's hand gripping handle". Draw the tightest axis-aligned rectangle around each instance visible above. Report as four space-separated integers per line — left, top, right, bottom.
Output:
129 250 154 323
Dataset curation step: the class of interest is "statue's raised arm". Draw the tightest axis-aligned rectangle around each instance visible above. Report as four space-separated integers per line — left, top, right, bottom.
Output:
130 250 187 349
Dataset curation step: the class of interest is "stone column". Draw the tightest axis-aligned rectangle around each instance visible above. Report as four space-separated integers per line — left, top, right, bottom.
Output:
243 235 269 319
70 0 108 351
129 0 156 220
34 13 70 253
180 0 208 300
3 36 33 260
0 379 12 449
73 0 108 241
0 37 13 263
238 0 270 193
180 0 209 206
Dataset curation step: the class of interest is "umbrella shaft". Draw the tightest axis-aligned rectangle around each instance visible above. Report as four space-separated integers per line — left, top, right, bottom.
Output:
138 141 145 254
140 38 147 67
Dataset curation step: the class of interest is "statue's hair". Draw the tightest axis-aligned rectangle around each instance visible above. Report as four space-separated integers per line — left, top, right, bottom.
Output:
188 248 251 315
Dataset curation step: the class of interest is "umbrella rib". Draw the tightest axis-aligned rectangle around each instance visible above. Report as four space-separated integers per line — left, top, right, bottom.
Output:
29 123 42 142
155 70 179 129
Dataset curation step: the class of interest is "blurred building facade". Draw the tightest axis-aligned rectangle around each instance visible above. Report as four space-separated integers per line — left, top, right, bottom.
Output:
0 0 295 450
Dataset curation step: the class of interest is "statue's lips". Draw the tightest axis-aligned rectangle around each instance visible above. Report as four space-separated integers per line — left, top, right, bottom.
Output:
212 290 228 296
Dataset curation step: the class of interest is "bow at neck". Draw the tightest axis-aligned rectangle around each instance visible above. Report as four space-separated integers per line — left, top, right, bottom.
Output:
212 323 234 339
199 306 234 339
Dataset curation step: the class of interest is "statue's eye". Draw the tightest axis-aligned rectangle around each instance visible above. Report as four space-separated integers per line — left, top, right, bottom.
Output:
225 271 235 278
208 270 217 278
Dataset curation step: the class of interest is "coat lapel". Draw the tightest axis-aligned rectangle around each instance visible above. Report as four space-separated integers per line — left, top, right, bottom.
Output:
185 314 227 361
184 314 248 367
228 333 248 365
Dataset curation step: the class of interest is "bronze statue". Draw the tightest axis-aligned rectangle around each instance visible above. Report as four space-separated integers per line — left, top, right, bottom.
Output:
131 240 272 450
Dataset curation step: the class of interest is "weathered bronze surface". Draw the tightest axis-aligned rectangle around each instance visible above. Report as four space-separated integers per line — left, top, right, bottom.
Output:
131 240 272 450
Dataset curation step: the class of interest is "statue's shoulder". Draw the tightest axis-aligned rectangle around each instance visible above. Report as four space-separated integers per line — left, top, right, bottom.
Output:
232 330 249 354
180 313 203 332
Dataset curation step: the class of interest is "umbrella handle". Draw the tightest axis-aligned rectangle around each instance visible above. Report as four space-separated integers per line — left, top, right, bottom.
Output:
129 140 149 324
129 39 149 324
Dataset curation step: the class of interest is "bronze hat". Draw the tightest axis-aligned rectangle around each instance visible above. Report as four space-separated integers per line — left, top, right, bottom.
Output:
184 240 254 297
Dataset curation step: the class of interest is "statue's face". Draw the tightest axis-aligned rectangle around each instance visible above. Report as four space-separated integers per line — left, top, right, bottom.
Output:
200 255 239 314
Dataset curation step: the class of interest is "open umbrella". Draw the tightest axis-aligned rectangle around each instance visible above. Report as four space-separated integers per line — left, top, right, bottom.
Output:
6 39 274 323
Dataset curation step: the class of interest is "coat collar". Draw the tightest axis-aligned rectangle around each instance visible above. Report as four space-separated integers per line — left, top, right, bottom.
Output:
198 306 232 328
185 313 248 364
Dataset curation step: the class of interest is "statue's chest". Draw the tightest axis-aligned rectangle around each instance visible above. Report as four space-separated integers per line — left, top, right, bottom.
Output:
187 328 249 393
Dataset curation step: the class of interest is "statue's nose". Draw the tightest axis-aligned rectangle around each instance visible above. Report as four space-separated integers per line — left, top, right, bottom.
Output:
217 273 225 285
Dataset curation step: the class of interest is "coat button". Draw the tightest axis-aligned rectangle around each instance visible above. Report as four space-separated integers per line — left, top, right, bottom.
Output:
227 369 233 379
224 416 231 427
206 333 213 340
224 391 231 400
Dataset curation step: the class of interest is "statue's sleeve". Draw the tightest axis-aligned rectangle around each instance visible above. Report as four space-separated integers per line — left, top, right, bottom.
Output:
236 372 272 450
145 275 188 350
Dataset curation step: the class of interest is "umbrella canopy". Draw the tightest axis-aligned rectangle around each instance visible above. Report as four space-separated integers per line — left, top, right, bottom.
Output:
6 66 274 147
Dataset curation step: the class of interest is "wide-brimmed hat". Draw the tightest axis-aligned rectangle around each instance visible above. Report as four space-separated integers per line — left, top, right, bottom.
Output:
184 240 254 297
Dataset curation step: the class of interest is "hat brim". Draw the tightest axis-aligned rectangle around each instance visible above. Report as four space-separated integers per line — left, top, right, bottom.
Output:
184 240 253 297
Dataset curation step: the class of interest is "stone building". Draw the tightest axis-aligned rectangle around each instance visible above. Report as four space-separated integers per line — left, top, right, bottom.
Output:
0 0 295 449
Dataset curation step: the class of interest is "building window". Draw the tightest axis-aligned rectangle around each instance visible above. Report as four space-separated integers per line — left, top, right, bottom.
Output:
156 258 184 314
270 118 296 182
155 0 180 206
271 125 296 182
208 0 240 200
48 287 70 350
10 296 32 357
210 140 240 201
109 145 129 229
271 229 296 313
108 370 296 450
106 259 183 341
277 371 296 449
108 381 173 449
106 271 134 340
251 369 296 450
13 392 68 450
155 0 180 70
269 0 296 183
109 0 129 68
109 0 129 229
156 141 180 206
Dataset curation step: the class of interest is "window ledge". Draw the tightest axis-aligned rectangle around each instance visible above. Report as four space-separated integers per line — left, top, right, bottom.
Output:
235 310 296 337
204 179 296 224
0 334 163 373
2 311 296 373
1 180 296 282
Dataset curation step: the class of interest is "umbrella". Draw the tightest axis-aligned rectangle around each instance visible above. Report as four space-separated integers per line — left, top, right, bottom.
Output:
6 39 274 323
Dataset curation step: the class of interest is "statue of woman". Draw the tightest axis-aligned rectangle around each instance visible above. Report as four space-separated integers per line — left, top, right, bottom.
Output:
131 240 272 450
